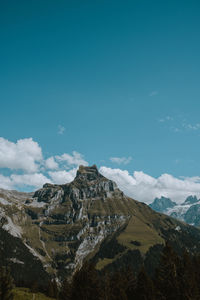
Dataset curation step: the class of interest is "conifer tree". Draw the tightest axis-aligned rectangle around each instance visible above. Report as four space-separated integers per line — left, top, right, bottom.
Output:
178 251 199 300
70 262 102 300
105 270 128 300
124 267 137 300
0 267 14 300
135 267 155 300
193 254 200 297
154 242 180 300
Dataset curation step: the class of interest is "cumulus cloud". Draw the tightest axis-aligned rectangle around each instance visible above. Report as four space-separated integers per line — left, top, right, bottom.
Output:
45 157 59 169
10 173 51 188
0 173 50 190
48 169 77 184
110 156 132 165
0 137 88 190
1 136 200 205
99 167 200 204
0 137 43 173
0 174 13 190
56 151 88 167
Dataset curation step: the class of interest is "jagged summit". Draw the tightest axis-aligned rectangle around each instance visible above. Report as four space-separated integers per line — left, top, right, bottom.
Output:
149 196 176 213
184 195 199 205
75 164 104 182
34 165 118 205
41 165 108 191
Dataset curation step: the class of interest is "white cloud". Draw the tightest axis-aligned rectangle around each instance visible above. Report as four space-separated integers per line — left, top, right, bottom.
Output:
0 173 51 190
99 166 200 204
56 151 88 167
0 174 13 190
0 137 88 190
1 136 200 206
10 173 51 188
0 137 43 173
45 157 59 169
48 169 77 184
58 125 65 135
110 156 132 165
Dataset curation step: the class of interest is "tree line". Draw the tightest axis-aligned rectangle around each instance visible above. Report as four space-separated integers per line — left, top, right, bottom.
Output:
2 242 200 299
57 243 200 300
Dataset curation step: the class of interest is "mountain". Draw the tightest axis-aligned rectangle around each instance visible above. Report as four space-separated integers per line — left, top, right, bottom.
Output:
184 195 199 205
1 165 200 284
149 196 176 212
184 204 200 226
149 195 200 227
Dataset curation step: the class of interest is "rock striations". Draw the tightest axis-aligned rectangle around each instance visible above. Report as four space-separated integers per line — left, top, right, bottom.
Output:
1 165 200 283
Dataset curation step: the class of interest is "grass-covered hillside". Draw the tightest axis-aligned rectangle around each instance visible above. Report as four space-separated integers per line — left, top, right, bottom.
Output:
13 287 55 300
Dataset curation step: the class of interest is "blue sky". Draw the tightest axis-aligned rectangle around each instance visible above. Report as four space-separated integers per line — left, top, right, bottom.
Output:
1 1 200 202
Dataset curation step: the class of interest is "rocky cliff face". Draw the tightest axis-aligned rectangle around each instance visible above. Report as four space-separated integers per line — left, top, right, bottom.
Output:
0 165 131 279
149 195 200 226
1 165 200 283
149 196 176 213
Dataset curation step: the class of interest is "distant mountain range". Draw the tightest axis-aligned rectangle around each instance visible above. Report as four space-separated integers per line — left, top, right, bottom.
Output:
149 195 200 226
1 165 200 286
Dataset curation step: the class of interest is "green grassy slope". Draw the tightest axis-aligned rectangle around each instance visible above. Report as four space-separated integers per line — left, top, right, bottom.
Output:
13 288 55 300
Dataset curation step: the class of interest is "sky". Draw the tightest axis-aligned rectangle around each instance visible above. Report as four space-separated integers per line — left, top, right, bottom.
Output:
1 0 200 203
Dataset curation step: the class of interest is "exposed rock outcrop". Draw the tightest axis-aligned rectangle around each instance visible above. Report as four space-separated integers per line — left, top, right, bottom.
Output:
1 166 200 282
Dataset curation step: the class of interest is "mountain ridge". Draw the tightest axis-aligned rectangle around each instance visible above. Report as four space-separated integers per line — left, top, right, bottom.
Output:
1 165 200 284
149 195 200 226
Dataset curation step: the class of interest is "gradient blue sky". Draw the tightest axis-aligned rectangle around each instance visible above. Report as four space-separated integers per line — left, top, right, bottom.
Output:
1 0 200 180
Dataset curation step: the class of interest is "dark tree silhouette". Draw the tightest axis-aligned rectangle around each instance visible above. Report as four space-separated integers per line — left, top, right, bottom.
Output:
0 267 14 300
70 263 102 300
135 267 155 300
154 242 180 300
105 270 128 300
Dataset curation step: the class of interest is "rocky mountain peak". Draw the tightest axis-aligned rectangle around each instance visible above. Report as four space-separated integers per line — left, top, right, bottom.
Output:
33 165 118 206
184 195 199 205
74 165 104 182
149 196 176 213
2 166 200 284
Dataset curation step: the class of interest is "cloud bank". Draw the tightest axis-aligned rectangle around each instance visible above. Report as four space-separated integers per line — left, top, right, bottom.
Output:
0 137 87 190
99 167 200 204
0 137 42 172
0 137 200 204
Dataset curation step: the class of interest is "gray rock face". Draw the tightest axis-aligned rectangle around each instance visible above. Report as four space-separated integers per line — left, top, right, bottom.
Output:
0 165 129 279
75 165 103 182
149 196 176 213
149 195 200 227
184 196 199 205
184 204 200 226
